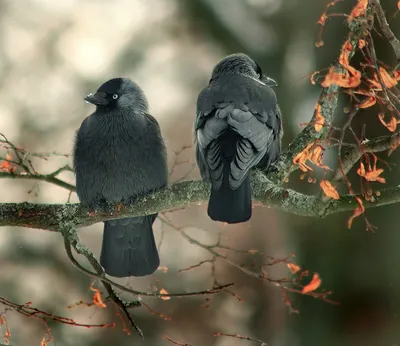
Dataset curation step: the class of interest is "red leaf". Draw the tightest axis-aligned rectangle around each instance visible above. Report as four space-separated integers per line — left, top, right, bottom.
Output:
302 273 322 294
359 96 376 109
320 180 339 200
348 0 368 22
287 263 301 274
347 197 365 229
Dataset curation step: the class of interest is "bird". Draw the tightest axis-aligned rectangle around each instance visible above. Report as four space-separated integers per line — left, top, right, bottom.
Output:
195 53 282 224
73 77 168 277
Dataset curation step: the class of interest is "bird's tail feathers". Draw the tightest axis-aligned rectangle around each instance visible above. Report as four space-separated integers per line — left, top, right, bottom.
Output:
207 174 252 224
100 214 159 277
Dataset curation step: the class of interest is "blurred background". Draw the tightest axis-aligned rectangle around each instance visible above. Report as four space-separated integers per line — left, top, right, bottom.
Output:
0 0 400 345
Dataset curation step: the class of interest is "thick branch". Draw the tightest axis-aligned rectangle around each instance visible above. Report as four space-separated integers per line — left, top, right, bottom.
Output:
269 23 363 185
332 132 400 181
370 0 400 62
1 172 399 230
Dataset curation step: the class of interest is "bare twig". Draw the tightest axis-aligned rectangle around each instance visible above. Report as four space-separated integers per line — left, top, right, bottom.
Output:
61 225 232 299
0 171 75 192
0 296 115 329
214 332 269 346
60 223 144 337
163 335 193 346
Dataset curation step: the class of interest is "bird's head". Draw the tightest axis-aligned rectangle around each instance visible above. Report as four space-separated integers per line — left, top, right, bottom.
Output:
210 53 277 87
84 77 148 112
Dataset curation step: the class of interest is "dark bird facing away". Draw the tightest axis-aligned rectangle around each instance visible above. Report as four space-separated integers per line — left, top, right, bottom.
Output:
195 53 282 224
73 78 168 277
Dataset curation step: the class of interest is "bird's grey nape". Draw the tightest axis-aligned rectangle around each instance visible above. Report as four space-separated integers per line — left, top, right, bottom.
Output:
210 53 260 81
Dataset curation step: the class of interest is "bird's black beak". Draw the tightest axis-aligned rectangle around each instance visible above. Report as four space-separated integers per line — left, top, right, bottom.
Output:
262 76 278 87
84 92 109 106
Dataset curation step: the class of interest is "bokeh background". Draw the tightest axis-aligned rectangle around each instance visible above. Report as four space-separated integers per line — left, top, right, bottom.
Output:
1 0 400 345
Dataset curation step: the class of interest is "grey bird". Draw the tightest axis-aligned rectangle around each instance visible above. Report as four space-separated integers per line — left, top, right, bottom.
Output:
195 53 282 223
73 77 168 277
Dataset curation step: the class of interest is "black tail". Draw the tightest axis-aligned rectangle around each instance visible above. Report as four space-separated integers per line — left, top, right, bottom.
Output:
100 214 159 277
208 175 252 224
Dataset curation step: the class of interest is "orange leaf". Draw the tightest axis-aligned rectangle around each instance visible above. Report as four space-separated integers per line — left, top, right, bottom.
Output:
320 180 339 200
302 273 322 294
348 0 368 22
398 0 400 10
287 263 301 274
90 282 107 308
314 104 325 132
378 113 398 132
310 71 318 85
160 288 171 300
367 77 383 91
0 153 13 172
394 70 400 81
359 96 376 108
347 197 365 229
321 68 361 88
357 161 386 183
293 143 314 172
364 169 385 183
41 337 47 346
379 67 398 88
339 40 352 68
356 162 366 176
358 39 366 49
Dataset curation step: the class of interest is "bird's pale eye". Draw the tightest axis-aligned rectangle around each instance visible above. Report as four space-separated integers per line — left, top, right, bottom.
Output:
112 94 119 100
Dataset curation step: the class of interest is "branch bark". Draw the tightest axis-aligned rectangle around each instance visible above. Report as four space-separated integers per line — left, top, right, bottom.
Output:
1 171 399 231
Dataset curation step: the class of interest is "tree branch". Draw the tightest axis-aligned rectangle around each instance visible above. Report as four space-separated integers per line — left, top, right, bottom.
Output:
332 132 400 181
1 171 399 230
370 0 400 62
269 24 363 185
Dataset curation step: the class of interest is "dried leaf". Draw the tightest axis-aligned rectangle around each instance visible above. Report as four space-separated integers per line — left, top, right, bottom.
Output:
348 0 368 22
356 162 366 176
310 71 318 85
287 263 301 274
379 67 398 88
357 161 386 183
302 273 322 294
359 96 376 109
41 337 47 346
378 113 398 132
339 40 352 68
367 77 383 91
0 153 13 172
160 288 171 300
320 180 339 200
347 197 365 229
321 68 361 88
314 104 325 132
358 39 366 49
293 143 314 172
90 282 107 308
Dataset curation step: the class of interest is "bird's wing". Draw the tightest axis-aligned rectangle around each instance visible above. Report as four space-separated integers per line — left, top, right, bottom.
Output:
196 75 281 190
